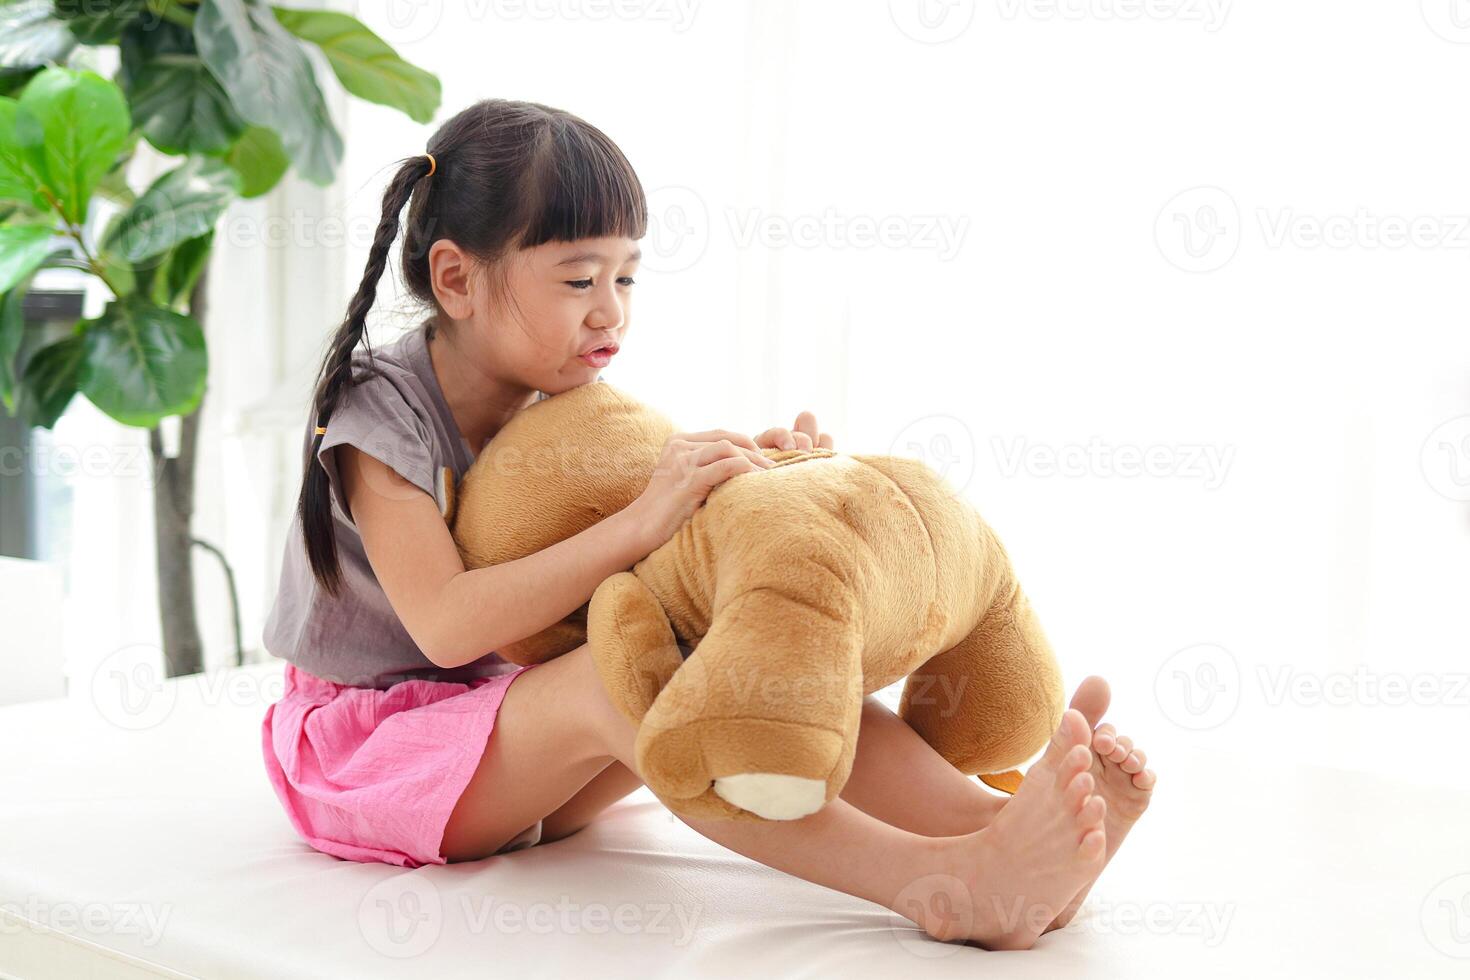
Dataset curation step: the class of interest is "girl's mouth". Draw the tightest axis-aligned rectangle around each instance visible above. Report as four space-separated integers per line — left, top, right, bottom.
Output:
578 346 616 367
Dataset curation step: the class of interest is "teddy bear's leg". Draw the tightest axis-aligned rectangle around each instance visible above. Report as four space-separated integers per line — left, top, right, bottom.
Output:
586 572 687 725
899 583 1064 782
635 586 865 821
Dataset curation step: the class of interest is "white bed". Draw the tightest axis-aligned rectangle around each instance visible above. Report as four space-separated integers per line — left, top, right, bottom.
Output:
1 660 1463 979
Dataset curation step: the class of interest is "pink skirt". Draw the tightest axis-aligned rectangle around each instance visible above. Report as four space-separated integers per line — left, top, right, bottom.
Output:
261 661 542 868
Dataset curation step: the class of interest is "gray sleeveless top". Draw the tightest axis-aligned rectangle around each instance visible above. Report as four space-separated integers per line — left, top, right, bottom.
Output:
262 318 602 688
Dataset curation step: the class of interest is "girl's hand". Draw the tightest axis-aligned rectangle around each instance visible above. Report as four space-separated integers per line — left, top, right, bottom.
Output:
626 430 777 553
754 411 835 452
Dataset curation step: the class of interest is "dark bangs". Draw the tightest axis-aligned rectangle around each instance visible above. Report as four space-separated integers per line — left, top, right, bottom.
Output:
516 113 648 249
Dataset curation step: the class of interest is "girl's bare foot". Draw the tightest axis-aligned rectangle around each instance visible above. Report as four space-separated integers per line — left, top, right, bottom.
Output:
1045 676 1156 932
903 708 1107 950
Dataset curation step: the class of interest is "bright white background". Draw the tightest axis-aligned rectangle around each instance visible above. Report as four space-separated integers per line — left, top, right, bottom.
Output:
29 1 1468 798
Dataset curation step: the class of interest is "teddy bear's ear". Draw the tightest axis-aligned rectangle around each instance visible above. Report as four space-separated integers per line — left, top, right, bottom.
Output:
437 465 457 525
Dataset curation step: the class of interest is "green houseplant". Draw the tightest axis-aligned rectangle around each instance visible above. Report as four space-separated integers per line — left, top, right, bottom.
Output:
0 0 441 676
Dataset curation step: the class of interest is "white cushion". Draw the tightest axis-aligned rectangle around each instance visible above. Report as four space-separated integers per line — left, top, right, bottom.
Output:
0 661 1462 977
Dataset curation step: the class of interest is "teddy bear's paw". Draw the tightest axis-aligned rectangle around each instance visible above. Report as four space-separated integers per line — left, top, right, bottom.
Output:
712 773 828 820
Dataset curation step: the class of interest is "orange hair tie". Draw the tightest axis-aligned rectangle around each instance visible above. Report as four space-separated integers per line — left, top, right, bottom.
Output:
423 152 436 177
314 425 327 435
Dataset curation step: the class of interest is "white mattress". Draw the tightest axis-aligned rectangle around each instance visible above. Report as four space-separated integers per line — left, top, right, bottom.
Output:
1 660 1464 978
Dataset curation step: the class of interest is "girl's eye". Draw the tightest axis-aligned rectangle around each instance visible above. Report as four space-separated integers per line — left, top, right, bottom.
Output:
567 277 637 289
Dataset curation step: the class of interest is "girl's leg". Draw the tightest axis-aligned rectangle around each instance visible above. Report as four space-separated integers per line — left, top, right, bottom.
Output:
839 695 1008 836
442 642 1109 950
538 695 1005 845
538 760 643 842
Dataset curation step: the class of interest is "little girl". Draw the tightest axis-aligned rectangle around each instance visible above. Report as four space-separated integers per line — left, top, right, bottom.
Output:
259 98 1155 951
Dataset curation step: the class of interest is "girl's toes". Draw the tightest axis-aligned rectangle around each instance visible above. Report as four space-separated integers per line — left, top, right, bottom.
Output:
1079 827 1106 861
1092 723 1117 755
1060 743 1092 783
1078 793 1107 829
1120 748 1146 774
1132 768 1157 791
1106 734 1134 765
1064 770 1095 810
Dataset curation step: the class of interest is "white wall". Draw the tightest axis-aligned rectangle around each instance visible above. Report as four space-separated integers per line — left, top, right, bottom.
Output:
36 1 1466 791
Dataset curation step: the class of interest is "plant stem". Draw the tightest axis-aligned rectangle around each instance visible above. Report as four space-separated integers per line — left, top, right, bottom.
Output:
153 0 197 29
36 185 126 299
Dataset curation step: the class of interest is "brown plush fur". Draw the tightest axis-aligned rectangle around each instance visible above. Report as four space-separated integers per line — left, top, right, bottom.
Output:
449 382 1064 821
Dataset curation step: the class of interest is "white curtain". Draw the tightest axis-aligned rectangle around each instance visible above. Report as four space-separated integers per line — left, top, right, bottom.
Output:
67 1 1464 788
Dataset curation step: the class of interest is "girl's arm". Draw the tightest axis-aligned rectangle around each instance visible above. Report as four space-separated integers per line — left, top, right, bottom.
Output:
336 444 655 669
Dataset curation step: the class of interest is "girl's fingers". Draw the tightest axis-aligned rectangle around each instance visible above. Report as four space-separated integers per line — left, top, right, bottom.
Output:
687 439 774 471
754 427 798 451
680 429 763 451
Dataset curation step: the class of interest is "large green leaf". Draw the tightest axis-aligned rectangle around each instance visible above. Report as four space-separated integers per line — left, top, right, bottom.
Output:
101 155 238 263
0 280 24 413
127 54 248 155
271 7 439 124
118 18 248 156
0 67 42 98
134 229 213 309
0 222 55 294
78 295 207 426
220 123 287 197
17 330 84 428
13 67 131 225
0 244 69 413
0 96 47 208
0 0 78 70
194 0 342 186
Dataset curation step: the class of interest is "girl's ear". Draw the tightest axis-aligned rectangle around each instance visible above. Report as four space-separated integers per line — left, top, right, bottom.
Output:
428 239 476 320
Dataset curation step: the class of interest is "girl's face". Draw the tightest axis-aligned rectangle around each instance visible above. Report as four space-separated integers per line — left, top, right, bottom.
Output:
487 235 641 394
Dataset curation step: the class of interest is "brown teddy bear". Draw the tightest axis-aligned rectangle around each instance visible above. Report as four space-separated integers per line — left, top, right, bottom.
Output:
445 382 1064 822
